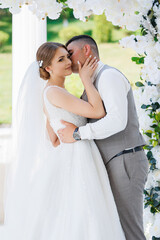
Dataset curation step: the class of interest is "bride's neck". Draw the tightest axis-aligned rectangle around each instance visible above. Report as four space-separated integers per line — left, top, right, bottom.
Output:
47 75 65 88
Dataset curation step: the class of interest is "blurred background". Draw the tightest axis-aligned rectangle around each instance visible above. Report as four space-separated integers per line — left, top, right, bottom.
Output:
0 8 141 126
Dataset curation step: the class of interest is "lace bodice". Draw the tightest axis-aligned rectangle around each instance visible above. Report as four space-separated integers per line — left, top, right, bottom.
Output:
43 86 87 134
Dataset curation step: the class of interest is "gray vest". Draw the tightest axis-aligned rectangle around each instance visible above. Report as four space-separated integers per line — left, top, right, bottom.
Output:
82 65 146 164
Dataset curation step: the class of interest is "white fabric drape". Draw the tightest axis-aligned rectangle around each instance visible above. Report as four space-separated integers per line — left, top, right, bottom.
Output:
0 6 47 224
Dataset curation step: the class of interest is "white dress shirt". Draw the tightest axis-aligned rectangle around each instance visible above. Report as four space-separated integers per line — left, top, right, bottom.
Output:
79 61 131 140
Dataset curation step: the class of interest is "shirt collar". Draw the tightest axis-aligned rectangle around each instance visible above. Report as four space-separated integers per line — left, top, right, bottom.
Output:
92 60 105 83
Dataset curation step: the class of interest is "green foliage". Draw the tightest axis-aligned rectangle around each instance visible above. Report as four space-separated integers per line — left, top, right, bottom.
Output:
132 10 160 171
59 25 84 42
0 30 9 47
135 81 144 87
141 102 160 170
60 7 74 20
152 237 160 240
0 9 11 16
57 0 68 4
92 13 113 43
144 187 160 214
132 56 145 64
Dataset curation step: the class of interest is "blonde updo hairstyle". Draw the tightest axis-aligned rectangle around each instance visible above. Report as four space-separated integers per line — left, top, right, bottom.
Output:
36 42 68 80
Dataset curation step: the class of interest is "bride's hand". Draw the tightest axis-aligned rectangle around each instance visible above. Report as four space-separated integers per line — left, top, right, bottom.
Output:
78 56 98 84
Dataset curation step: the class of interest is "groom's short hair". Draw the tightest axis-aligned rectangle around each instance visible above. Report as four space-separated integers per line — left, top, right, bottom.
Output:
66 35 99 57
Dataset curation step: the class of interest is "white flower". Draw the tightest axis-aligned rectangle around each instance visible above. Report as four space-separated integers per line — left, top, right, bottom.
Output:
137 0 153 12
144 207 155 231
141 56 160 85
141 85 159 105
0 0 23 13
153 169 160 182
139 113 153 132
28 0 63 20
120 35 148 55
120 35 137 49
67 0 91 21
153 4 160 18
89 0 107 15
145 171 157 189
152 146 160 169
150 213 160 238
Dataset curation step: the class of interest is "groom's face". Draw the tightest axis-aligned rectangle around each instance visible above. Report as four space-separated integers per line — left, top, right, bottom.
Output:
67 42 87 73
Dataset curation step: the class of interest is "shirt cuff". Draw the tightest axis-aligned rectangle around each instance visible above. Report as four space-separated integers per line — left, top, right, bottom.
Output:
79 124 92 140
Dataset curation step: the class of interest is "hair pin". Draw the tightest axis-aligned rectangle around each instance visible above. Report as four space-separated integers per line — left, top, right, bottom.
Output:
38 60 43 67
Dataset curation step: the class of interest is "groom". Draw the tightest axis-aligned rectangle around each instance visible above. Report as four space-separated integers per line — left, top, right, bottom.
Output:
58 35 149 240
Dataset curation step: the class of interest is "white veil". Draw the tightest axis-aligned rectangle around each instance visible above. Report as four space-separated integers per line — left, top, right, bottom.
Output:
3 61 47 225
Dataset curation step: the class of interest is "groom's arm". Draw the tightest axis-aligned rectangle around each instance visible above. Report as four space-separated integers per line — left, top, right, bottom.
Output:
58 69 130 143
79 69 130 140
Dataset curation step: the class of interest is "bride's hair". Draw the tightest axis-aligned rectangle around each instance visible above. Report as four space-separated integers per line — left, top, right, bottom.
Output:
36 42 68 80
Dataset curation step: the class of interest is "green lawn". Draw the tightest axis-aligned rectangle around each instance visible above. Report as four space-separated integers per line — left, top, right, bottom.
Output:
99 43 141 86
0 53 12 124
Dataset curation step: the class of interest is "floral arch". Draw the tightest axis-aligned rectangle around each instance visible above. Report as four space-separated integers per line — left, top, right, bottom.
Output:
0 0 160 239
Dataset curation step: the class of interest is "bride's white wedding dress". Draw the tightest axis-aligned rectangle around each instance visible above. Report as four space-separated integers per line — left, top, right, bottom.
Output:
1 85 126 240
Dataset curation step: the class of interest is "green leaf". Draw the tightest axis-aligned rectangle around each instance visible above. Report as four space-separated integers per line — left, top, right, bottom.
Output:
145 132 152 138
145 196 151 201
144 189 149 195
141 104 150 109
147 81 153 86
143 145 153 151
152 237 160 240
151 102 160 111
135 11 140 15
155 112 160 121
150 206 156 213
155 187 160 191
153 140 158 147
144 202 149 208
135 81 144 87
153 199 159 207
153 193 159 199
155 126 160 133
150 158 156 164
147 151 153 159
150 164 156 170
154 36 158 42
151 124 158 129
131 57 145 64
146 130 153 133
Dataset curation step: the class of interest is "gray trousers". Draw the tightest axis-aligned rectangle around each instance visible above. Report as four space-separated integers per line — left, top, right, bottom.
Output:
105 150 149 240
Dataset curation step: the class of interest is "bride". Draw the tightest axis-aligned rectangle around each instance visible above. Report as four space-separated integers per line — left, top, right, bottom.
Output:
1 42 126 240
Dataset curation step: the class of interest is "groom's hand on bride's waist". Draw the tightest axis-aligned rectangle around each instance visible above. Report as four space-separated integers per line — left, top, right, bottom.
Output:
57 120 77 143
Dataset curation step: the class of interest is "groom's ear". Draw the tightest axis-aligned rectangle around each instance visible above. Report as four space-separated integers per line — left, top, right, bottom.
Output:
83 44 91 57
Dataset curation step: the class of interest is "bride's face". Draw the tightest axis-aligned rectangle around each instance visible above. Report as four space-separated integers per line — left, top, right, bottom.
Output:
48 47 72 77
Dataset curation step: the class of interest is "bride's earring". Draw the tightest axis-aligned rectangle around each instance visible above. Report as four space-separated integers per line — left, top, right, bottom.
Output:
49 70 53 74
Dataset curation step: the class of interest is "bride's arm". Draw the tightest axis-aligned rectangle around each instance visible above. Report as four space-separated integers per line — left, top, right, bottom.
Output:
46 119 60 147
47 57 106 119
43 103 60 147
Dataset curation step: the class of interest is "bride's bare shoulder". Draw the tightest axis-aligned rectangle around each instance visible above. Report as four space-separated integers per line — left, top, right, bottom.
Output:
46 86 71 105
